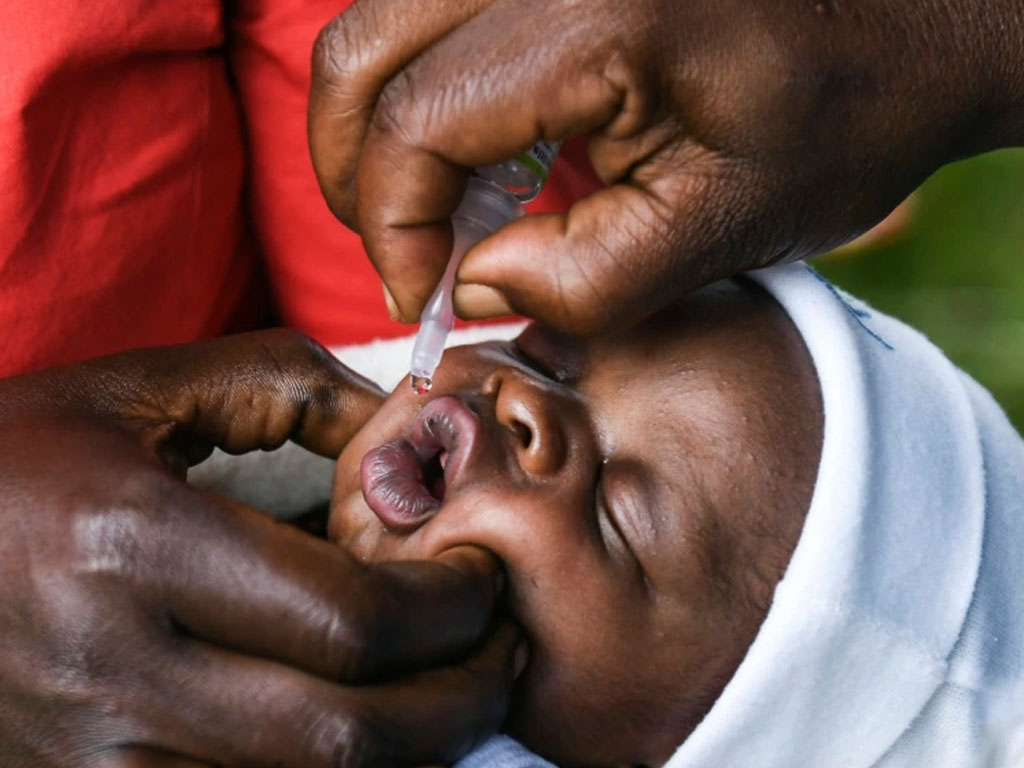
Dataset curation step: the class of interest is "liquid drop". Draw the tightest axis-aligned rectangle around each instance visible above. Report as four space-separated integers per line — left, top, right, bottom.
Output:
411 375 433 395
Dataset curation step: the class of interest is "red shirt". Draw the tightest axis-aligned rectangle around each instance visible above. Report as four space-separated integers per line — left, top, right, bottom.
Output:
0 0 600 376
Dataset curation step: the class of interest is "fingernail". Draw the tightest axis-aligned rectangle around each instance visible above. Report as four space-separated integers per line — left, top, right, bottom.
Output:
513 641 529 679
382 283 401 321
454 284 514 319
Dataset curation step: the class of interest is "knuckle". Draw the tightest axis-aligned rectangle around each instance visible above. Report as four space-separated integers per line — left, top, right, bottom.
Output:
319 583 385 682
372 69 427 147
301 705 387 767
34 593 148 715
311 17 345 80
239 331 345 430
257 327 318 355
272 330 345 405
254 329 333 383
15 678 137 762
24 495 178 744
311 6 377 88
67 499 152 584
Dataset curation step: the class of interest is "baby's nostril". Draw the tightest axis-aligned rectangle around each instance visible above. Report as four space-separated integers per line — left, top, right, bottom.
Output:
513 421 532 449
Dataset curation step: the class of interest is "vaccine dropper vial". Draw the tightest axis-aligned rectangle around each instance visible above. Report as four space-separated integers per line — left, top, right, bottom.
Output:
409 141 561 394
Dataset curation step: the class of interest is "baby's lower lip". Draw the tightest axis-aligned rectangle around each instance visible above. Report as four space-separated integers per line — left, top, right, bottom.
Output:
360 440 440 532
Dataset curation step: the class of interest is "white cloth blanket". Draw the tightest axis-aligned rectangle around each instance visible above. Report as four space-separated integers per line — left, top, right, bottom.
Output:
666 264 1024 768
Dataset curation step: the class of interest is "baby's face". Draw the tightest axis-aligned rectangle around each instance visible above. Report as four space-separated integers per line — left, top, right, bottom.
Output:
330 282 822 766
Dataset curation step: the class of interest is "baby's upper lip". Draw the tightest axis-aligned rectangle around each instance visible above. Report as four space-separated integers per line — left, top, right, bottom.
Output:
410 395 485 491
360 396 486 532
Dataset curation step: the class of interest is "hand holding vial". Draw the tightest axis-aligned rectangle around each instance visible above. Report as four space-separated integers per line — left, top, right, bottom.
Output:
309 0 1024 336
409 142 559 393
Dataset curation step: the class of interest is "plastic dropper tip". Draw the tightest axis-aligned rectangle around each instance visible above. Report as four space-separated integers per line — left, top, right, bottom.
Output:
411 374 433 395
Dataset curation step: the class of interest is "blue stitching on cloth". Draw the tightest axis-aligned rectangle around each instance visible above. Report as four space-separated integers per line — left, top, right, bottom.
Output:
806 266 895 351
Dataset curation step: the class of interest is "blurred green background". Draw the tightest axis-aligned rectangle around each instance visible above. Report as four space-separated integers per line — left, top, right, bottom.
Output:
816 148 1024 432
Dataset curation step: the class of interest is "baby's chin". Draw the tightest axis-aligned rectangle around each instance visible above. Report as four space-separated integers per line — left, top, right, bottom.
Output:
329 487 403 562
329 485 478 570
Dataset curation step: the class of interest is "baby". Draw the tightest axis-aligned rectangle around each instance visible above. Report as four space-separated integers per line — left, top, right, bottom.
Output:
329 264 1024 768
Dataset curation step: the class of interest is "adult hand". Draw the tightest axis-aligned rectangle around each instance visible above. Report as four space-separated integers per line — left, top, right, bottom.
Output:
0 330 520 767
309 0 1024 334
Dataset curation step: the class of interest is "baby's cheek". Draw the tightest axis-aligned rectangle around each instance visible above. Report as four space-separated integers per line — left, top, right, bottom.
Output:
329 492 382 559
329 490 435 565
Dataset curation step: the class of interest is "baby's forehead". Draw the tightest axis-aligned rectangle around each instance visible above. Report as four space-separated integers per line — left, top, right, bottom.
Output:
573 281 779 370
581 282 819 540
576 296 782 422
588 343 768 513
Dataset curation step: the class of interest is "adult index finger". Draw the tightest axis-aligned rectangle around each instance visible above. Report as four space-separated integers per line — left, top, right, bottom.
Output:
71 329 384 466
309 0 495 232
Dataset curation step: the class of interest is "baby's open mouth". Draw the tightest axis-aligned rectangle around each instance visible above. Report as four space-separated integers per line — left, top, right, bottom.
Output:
360 396 484 532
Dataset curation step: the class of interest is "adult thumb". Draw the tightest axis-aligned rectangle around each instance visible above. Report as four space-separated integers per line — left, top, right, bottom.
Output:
455 171 774 336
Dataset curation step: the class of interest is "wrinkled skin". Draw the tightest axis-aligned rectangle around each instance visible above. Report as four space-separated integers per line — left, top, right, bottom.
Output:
309 0 1024 334
0 330 521 768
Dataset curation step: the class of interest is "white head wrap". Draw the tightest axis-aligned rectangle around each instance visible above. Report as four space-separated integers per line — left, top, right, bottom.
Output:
666 263 1024 768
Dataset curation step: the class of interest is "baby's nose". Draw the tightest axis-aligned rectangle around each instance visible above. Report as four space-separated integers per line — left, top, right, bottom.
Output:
482 366 567 478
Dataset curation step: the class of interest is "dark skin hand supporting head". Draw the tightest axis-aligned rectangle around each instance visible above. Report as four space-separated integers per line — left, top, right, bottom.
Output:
0 330 519 767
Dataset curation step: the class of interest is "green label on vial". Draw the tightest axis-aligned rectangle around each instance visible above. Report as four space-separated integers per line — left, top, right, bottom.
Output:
516 140 560 183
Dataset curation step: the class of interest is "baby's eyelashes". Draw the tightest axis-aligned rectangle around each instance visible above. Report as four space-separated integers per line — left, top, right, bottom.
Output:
594 458 659 594
513 326 583 385
505 342 558 382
